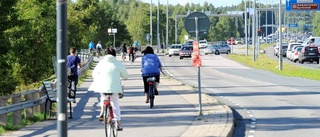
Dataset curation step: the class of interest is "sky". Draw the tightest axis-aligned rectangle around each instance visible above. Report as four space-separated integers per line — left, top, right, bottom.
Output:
140 0 243 7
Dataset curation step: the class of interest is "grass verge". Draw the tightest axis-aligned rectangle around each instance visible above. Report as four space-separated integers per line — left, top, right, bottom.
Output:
226 50 320 81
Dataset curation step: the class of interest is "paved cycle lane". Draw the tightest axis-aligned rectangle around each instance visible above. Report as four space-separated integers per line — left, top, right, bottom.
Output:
3 55 233 137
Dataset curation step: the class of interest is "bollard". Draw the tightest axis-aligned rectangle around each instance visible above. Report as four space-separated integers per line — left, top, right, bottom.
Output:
25 91 34 119
12 94 22 125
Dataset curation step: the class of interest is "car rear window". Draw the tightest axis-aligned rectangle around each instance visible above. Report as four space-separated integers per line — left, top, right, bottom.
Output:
182 47 193 50
305 47 318 53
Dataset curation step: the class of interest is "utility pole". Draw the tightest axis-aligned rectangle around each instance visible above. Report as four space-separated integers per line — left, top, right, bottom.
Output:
166 0 168 49
150 0 152 47
279 0 283 70
157 0 160 53
245 0 248 56
56 0 68 136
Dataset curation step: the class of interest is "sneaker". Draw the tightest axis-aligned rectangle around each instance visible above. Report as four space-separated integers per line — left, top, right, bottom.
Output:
117 126 123 131
99 115 103 121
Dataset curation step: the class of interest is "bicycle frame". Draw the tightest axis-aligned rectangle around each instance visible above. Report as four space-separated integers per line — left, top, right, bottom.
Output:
103 94 118 137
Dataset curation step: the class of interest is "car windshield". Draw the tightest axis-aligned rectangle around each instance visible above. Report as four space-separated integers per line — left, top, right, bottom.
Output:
199 40 207 44
181 47 192 50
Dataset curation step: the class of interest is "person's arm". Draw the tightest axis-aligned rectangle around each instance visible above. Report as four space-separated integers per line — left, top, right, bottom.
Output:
77 57 82 68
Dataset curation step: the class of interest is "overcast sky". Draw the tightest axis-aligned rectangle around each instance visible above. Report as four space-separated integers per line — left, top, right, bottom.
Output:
140 0 244 7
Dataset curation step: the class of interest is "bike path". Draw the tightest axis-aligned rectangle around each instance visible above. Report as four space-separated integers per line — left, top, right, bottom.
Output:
3 55 233 137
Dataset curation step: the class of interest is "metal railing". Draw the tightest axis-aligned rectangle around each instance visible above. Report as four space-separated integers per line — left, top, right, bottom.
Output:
0 54 94 126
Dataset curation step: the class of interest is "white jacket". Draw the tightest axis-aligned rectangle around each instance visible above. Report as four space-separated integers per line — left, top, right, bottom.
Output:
90 55 128 93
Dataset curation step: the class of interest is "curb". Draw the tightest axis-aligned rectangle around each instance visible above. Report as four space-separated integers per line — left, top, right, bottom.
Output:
160 75 234 137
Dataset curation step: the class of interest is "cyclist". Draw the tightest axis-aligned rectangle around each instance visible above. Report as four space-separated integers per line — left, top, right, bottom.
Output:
141 46 162 103
90 47 128 130
88 41 95 55
129 45 135 63
120 44 127 62
96 41 102 58
67 47 82 103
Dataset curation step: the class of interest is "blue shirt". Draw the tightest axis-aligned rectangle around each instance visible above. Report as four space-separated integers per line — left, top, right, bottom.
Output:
67 55 81 76
89 42 95 49
141 54 162 77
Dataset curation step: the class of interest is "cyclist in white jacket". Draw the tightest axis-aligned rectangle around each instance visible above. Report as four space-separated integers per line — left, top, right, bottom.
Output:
90 47 128 130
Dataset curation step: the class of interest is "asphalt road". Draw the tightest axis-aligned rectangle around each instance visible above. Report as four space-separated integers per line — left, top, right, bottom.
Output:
160 51 320 137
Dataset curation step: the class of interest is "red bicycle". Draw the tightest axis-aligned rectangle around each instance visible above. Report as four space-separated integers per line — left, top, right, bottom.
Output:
103 93 121 137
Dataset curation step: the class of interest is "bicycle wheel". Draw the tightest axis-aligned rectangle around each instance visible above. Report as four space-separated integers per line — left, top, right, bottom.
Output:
112 120 118 137
149 84 154 108
104 107 112 137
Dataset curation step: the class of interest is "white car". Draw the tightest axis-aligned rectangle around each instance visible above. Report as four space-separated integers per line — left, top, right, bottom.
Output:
286 43 302 60
199 40 208 48
168 44 182 57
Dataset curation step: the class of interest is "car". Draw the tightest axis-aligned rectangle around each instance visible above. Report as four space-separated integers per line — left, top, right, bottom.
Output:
168 44 182 57
185 40 194 46
204 44 220 55
301 36 320 46
219 41 228 45
235 38 243 45
274 43 288 57
286 43 302 60
298 45 319 64
288 45 303 61
291 47 302 63
227 39 236 45
199 40 208 48
217 44 231 54
179 46 193 59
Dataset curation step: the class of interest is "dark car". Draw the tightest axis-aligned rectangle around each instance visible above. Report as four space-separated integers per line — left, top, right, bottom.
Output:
179 46 193 59
298 45 319 64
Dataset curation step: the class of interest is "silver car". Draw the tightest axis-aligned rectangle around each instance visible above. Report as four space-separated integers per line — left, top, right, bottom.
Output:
217 44 231 54
292 47 302 63
204 44 219 55
286 43 302 60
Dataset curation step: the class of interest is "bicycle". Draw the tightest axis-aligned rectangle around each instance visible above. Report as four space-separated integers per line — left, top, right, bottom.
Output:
147 77 156 108
103 93 121 137
121 52 126 62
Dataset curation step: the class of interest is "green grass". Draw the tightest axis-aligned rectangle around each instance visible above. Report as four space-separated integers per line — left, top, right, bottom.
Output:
226 52 320 81
0 112 45 135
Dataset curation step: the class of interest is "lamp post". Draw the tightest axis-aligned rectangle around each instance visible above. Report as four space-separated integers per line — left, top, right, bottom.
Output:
166 0 168 49
157 0 160 53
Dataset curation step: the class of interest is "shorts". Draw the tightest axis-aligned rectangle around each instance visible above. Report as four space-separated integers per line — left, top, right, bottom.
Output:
143 75 160 93
97 48 101 53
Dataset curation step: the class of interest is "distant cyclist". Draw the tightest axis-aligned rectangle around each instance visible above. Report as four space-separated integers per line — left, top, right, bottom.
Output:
88 41 95 54
96 41 102 58
129 45 135 63
120 44 127 62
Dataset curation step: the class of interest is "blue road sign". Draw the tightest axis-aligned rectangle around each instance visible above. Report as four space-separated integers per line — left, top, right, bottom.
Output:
286 0 320 11
288 23 298 27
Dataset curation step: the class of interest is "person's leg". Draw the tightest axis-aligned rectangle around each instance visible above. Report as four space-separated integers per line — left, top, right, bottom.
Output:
154 75 160 95
99 93 105 121
72 76 78 99
143 76 149 103
111 93 122 130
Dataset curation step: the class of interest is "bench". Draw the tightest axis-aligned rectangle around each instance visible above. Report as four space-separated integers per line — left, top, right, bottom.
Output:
42 81 74 119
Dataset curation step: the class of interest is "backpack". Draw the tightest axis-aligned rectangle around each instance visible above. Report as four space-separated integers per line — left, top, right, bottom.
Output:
67 56 77 77
67 65 75 77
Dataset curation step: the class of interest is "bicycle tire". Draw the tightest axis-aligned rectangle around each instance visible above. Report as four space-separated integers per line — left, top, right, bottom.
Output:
104 107 112 137
112 121 118 137
149 84 154 108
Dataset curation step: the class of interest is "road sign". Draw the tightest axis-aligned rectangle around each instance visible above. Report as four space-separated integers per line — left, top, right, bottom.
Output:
286 0 320 11
288 23 299 27
184 12 210 38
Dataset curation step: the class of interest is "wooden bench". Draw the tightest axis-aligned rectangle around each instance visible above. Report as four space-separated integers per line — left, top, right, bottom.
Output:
42 81 74 119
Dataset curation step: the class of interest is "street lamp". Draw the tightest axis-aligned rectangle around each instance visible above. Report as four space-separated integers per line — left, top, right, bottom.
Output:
108 28 117 49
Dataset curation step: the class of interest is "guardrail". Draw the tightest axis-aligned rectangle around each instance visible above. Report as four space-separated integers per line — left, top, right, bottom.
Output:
0 54 94 126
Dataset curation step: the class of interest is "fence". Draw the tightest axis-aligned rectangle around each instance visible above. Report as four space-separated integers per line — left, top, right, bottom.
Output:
0 54 94 126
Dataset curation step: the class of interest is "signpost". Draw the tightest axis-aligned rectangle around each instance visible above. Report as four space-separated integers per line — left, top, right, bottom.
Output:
184 12 210 115
286 0 320 11
108 28 117 49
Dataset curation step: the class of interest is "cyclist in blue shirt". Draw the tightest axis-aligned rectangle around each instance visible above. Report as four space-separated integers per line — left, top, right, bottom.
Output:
141 46 162 103
67 47 82 102
88 41 95 54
